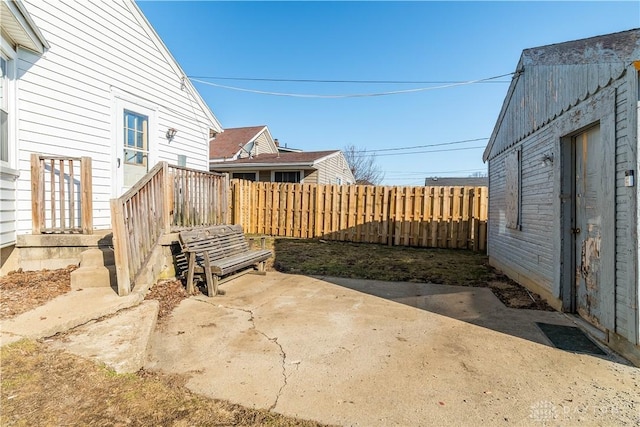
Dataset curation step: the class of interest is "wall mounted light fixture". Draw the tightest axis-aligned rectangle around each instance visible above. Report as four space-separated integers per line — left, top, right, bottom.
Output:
166 128 178 140
541 153 554 166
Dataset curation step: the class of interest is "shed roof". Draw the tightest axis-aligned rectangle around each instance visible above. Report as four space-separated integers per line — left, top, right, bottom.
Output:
484 28 640 161
209 126 267 159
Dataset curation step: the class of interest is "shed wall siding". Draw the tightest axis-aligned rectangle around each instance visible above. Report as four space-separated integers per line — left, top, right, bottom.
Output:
614 80 631 339
488 62 628 160
489 75 638 346
488 125 556 295
14 0 218 234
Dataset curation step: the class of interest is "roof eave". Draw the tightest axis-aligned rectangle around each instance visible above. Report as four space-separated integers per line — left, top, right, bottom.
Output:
127 0 223 132
3 0 49 53
483 58 524 162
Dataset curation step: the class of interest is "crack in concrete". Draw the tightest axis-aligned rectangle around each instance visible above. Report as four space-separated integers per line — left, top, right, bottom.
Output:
194 299 289 411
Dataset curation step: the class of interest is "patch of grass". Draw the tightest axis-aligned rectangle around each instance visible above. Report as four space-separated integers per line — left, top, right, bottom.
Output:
273 239 491 287
1 340 329 427
270 238 553 310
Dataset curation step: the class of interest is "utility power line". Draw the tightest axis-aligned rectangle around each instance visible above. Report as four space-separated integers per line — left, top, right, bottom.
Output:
189 75 511 84
350 145 486 157
363 138 488 153
189 72 513 99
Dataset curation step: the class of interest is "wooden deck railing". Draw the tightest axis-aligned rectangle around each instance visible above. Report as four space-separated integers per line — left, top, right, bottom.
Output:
168 165 229 228
30 153 93 234
111 162 229 295
231 180 488 251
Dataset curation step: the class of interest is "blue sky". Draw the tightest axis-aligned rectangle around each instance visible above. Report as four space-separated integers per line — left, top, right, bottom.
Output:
138 1 639 185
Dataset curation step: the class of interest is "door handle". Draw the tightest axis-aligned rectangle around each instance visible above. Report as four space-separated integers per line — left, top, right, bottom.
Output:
571 227 581 234
117 158 121 168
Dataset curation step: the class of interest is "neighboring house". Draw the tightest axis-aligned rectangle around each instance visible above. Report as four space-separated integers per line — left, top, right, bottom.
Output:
483 29 639 363
1 0 222 265
210 125 355 184
425 177 488 187
209 125 277 163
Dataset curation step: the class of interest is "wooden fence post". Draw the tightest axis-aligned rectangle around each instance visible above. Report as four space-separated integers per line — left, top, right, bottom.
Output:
30 154 44 234
80 157 93 234
161 162 172 231
110 198 131 296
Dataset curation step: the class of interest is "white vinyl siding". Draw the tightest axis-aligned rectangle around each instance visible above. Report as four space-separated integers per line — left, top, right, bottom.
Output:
13 0 220 234
0 38 18 247
315 153 355 185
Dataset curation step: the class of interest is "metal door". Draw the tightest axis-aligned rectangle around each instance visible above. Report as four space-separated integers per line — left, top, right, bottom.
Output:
573 125 604 327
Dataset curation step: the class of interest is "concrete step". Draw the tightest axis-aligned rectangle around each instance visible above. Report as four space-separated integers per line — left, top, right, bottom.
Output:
70 248 116 289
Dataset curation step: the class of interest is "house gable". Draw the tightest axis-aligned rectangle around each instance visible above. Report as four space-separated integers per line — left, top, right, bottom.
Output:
8 0 224 237
484 28 640 162
209 125 279 161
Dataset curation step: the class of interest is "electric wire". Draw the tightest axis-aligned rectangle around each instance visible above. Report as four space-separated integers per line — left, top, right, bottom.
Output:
189 72 514 99
188 75 511 84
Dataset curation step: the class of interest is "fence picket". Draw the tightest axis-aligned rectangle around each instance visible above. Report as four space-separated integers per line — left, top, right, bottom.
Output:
229 181 487 251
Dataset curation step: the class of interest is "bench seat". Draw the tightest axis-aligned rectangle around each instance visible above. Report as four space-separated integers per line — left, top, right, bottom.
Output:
178 224 272 296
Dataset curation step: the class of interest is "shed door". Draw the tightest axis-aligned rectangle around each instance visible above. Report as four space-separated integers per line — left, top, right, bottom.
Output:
573 125 608 329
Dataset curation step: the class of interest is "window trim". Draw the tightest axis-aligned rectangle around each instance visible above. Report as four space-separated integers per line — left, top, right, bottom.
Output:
505 147 521 230
0 37 17 172
231 171 258 181
271 170 303 183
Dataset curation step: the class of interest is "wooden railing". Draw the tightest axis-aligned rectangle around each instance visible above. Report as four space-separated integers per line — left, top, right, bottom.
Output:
111 162 229 295
231 180 488 251
169 165 229 228
30 153 93 234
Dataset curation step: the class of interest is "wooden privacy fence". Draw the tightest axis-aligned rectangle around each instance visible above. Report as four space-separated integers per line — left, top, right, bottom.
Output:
30 153 93 234
111 162 228 295
231 180 488 251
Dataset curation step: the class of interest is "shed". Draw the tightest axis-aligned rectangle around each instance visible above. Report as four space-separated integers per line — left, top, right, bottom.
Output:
483 29 640 364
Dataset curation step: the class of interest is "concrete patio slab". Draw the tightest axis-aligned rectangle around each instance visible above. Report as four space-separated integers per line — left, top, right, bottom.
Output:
0 287 144 346
146 272 640 426
47 300 159 373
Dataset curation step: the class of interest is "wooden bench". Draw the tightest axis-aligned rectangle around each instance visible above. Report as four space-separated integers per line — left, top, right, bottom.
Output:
178 224 272 296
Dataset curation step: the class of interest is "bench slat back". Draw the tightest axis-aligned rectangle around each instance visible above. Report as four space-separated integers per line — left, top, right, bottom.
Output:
179 224 250 262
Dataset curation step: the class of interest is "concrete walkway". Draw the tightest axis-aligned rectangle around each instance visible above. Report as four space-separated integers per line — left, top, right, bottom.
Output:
147 273 639 426
0 287 144 346
2 272 638 425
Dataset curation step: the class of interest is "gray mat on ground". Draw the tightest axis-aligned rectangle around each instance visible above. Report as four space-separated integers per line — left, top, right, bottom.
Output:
536 322 606 355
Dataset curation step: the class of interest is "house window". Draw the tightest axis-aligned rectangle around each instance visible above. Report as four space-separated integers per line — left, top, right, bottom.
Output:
274 171 300 183
505 148 521 230
123 110 148 167
232 172 257 181
0 54 8 163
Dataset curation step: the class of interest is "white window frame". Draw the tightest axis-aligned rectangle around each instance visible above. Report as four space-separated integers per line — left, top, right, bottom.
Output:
271 170 304 183
231 171 258 181
0 36 17 174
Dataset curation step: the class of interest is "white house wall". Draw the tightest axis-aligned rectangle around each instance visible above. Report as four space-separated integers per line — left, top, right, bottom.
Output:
14 0 220 235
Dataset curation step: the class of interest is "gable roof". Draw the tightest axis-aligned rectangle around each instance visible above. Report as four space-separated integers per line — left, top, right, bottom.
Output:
126 1 222 132
483 28 640 161
209 126 268 159
210 150 340 168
